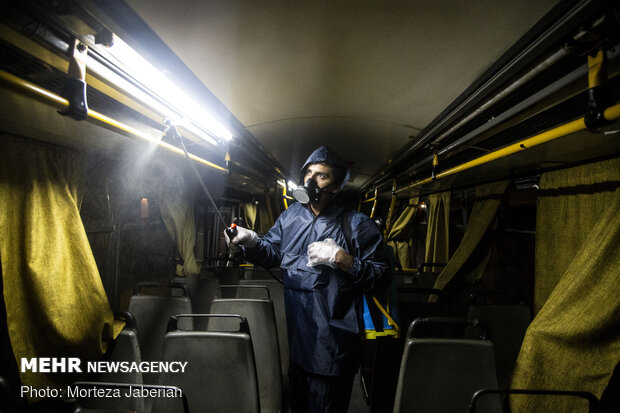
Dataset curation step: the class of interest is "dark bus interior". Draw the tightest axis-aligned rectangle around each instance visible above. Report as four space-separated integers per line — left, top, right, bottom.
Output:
1 0 619 412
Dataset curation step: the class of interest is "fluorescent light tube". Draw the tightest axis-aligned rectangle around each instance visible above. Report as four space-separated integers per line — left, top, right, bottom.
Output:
89 35 233 144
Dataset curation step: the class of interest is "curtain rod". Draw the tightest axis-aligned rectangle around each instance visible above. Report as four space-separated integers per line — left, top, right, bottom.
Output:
397 152 620 200
0 69 229 174
395 103 620 195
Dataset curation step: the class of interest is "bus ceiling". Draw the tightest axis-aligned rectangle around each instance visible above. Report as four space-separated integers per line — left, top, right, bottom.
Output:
0 0 619 198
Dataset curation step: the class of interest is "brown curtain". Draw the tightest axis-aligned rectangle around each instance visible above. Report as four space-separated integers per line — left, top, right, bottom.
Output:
424 191 451 270
386 240 410 270
259 189 276 235
153 160 201 277
386 197 419 269
432 180 509 293
511 158 620 412
0 136 122 397
243 202 258 230
534 157 620 312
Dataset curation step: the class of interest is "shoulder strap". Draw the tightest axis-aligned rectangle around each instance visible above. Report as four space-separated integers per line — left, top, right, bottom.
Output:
342 211 354 253
343 211 387 333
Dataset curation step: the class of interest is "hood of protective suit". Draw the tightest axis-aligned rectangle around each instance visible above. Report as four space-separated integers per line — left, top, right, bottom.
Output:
298 146 350 191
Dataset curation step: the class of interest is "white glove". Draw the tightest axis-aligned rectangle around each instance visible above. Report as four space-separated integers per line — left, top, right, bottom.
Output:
307 238 344 268
224 226 258 248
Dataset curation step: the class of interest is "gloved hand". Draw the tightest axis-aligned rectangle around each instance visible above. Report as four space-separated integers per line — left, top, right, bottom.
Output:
224 226 258 248
307 238 344 268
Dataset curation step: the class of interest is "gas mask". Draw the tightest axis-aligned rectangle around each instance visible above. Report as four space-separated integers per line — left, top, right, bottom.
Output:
292 178 322 205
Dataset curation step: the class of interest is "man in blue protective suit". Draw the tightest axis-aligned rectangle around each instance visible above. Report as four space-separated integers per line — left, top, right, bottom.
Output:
226 146 388 413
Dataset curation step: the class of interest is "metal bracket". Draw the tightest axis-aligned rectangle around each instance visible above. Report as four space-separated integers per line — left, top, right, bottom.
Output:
431 152 440 180
584 49 612 129
58 38 88 120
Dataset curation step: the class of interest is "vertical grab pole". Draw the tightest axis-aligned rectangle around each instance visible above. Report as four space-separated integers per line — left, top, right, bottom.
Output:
370 188 378 219
282 183 289 210
384 179 397 239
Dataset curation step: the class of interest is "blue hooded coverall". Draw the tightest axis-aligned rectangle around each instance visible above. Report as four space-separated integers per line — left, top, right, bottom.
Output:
244 146 388 412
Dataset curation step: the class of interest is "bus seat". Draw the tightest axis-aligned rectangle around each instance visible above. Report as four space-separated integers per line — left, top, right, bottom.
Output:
154 314 260 413
239 279 289 392
396 287 448 334
128 282 193 384
211 285 283 413
394 318 502 413
467 304 531 388
95 312 142 383
469 388 600 413
243 266 283 281
83 312 143 411
172 274 219 329
215 267 241 292
0 375 18 412
413 262 447 290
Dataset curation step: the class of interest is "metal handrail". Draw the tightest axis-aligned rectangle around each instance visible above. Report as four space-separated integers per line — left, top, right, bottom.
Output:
396 103 620 194
0 69 229 174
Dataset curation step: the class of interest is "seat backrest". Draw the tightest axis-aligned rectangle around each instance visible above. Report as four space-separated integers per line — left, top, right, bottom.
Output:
394 339 502 413
210 295 283 413
0 375 17 412
396 288 448 333
242 265 282 281
239 279 289 391
173 274 218 329
214 267 241 293
467 304 531 388
94 312 142 384
82 312 143 412
128 282 192 383
394 318 501 413
154 315 260 413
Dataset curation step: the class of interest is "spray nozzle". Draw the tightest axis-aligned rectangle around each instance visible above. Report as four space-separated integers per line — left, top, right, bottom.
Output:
225 223 238 240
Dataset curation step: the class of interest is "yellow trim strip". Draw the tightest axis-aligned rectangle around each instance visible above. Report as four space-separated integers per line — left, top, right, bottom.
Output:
372 296 399 332
365 329 399 339
0 70 228 173
384 179 398 237
396 103 620 194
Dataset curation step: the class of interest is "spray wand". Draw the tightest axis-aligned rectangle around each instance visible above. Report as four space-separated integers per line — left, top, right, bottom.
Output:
164 120 238 241
165 123 282 282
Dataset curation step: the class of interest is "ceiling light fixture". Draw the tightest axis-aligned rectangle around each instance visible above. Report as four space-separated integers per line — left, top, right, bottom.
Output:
88 35 233 145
